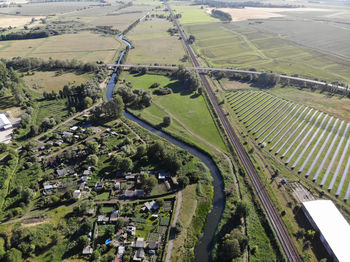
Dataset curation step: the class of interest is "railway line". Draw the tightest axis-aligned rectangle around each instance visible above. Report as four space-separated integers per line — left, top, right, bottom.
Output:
166 4 302 262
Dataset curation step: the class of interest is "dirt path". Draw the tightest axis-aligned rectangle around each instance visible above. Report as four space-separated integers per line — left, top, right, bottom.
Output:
165 190 182 262
34 100 102 145
154 102 241 196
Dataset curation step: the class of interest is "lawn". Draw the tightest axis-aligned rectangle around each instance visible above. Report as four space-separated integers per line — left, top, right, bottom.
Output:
0 32 122 64
122 72 227 152
23 71 92 93
126 16 190 65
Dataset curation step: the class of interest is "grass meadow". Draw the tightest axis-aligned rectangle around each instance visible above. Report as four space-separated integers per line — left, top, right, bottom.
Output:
121 72 228 153
23 71 91 93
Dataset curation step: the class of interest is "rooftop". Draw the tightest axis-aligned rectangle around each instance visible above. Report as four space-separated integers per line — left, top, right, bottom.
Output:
303 200 350 262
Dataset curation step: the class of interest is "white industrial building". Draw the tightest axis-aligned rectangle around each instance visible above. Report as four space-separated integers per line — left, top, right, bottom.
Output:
302 200 350 262
0 113 12 130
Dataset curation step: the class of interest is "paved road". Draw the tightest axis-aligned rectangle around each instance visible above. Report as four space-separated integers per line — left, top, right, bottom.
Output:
167 3 302 262
105 63 347 92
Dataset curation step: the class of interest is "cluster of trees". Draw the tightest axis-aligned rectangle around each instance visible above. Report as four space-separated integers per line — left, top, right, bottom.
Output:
0 61 27 105
153 87 172 96
217 227 248 261
257 72 280 87
7 223 53 260
174 66 200 92
212 70 280 88
147 141 181 173
211 9 232 22
3 57 99 73
188 34 196 44
90 25 120 36
167 27 178 36
0 30 52 41
116 86 152 109
90 96 124 121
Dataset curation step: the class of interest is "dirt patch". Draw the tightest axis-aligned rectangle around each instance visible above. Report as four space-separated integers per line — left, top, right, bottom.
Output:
206 7 329 22
289 182 315 203
22 217 47 227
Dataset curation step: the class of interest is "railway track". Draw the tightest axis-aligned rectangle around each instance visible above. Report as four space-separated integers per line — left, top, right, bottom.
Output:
166 4 302 262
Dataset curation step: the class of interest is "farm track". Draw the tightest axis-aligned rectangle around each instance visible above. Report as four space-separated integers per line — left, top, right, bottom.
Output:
167 4 302 262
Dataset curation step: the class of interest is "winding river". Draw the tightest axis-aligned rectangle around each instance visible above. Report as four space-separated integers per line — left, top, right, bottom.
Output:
106 34 225 262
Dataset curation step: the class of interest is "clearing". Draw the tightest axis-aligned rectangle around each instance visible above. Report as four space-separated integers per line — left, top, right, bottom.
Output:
23 71 92 93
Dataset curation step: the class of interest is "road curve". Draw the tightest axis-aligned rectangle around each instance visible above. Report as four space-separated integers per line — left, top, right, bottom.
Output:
167 4 302 262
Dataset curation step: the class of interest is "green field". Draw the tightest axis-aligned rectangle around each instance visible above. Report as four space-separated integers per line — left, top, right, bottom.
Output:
225 90 350 201
23 71 91 93
126 16 190 65
0 32 122 63
121 72 227 152
172 4 350 84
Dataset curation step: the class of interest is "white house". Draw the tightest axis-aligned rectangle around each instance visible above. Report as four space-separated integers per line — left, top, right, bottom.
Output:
0 114 12 130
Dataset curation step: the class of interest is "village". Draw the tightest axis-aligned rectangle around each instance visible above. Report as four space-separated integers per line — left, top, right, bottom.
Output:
4 112 194 262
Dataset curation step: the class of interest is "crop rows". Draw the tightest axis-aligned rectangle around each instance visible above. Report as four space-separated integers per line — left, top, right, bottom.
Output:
225 91 350 201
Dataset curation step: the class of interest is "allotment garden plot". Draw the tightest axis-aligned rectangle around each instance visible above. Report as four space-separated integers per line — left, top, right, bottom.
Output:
226 90 350 201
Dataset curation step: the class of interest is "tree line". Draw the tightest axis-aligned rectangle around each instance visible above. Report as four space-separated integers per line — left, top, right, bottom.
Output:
0 30 53 41
3 57 99 73
211 9 232 22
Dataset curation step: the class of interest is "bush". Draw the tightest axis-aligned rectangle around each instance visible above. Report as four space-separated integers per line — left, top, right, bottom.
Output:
153 87 172 96
162 116 171 127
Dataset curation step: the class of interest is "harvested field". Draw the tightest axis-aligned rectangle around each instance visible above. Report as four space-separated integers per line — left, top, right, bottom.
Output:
126 16 190 65
23 71 91 93
226 90 350 201
0 32 122 63
182 21 350 83
0 2 94 15
206 7 331 22
0 14 43 28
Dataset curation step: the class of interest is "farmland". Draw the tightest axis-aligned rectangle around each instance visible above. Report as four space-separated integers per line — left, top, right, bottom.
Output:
0 32 122 63
120 72 228 152
225 90 350 201
126 15 190 66
173 4 350 83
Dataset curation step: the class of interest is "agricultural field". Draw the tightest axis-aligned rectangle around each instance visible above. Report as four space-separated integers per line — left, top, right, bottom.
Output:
0 32 122 63
59 4 153 31
126 15 190 65
121 72 228 152
225 90 350 201
173 3 350 83
0 2 94 15
23 71 91 93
